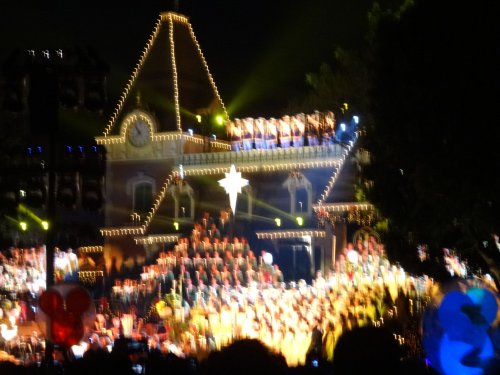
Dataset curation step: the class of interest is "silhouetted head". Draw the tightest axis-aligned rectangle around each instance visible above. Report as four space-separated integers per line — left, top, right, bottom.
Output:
333 326 401 375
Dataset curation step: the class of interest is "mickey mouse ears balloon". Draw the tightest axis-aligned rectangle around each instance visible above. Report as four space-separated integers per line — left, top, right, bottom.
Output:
422 278 500 375
37 283 95 348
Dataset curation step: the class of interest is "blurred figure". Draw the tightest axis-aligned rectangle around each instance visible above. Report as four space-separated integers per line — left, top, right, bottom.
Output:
292 113 305 147
306 112 320 146
265 118 278 149
228 119 242 151
323 111 336 145
279 115 291 148
254 117 266 149
242 117 254 150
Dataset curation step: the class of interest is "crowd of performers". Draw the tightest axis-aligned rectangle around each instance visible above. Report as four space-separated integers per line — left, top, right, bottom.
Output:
0 217 437 367
105 216 435 367
226 111 353 151
2 214 495 367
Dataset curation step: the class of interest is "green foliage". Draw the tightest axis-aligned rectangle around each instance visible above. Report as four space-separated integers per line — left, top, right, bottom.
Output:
296 47 371 118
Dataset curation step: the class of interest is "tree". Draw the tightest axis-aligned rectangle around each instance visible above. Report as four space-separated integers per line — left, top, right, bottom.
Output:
292 48 371 120
290 1 414 120
364 0 500 278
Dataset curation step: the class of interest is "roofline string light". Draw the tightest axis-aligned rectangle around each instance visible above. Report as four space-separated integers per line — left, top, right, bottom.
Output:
312 202 375 213
96 131 215 146
119 112 154 140
100 11 226 139
168 13 182 131
101 172 178 237
187 21 228 121
255 230 326 240
101 15 163 137
141 173 178 230
316 133 358 205
134 234 181 245
180 160 342 176
78 246 104 254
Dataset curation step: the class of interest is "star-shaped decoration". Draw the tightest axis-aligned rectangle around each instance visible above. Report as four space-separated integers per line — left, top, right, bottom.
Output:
218 164 248 214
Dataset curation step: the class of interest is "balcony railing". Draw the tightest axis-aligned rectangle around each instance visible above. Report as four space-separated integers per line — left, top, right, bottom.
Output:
177 144 347 167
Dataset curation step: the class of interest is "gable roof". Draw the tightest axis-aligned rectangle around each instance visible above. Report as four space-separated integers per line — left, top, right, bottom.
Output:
101 12 227 137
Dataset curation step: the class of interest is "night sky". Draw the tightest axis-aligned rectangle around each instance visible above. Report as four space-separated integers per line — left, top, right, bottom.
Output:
0 1 374 121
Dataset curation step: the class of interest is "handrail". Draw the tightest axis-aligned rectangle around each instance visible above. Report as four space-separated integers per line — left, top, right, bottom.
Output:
177 145 346 167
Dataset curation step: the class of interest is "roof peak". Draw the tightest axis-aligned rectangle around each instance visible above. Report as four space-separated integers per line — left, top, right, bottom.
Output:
160 11 189 23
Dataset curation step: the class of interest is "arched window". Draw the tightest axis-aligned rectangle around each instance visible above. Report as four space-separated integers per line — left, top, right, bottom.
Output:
126 173 156 219
134 182 153 215
283 170 312 217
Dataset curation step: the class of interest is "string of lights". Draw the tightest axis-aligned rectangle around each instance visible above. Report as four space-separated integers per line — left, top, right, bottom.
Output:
102 15 163 137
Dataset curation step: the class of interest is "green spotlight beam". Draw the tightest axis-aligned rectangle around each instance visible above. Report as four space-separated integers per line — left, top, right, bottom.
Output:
226 4 320 116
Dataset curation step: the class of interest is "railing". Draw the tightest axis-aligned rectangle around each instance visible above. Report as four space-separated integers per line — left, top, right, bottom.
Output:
177 144 347 167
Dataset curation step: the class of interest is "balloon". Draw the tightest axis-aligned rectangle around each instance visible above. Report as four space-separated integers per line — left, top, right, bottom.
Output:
65 287 92 313
39 289 64 315
467 288 498 326
51 311 85 348
422 279 499 375
37 283 95 348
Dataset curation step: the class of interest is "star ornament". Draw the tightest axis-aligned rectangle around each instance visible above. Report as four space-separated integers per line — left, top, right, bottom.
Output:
218 164 248 214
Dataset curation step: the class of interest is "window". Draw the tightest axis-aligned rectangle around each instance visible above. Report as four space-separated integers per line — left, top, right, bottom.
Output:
134 182 153 216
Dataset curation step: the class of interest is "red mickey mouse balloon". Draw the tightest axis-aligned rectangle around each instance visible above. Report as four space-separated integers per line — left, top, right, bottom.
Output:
37 283 94 348
51 311 86 348
39 289 64 315
66 287 92 313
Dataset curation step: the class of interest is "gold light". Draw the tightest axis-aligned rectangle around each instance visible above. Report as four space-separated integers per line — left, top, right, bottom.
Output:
256 230 326 240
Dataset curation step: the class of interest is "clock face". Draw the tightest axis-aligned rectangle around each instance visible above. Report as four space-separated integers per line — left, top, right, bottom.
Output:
128 120 151 147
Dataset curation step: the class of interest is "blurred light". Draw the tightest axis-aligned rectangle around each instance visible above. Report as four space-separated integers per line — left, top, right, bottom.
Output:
66 146 72 152
340 123 346 132
188 129 193 136
274 218 281 227
296 217 304 226
20 222 27 231
215 115 224 126
41 221 49 230
37 146 42 153
211 134 217 140
263 252 273 265
347 249 359 264
196 115 202 123
19 190 26 198
173 222 179 231
353 115 359 124
27 147 32 155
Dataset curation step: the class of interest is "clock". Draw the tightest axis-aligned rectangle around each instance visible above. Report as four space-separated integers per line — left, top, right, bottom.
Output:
127 119 151 147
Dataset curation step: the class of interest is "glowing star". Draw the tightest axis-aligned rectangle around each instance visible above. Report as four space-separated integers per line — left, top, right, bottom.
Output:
218 164 248 214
